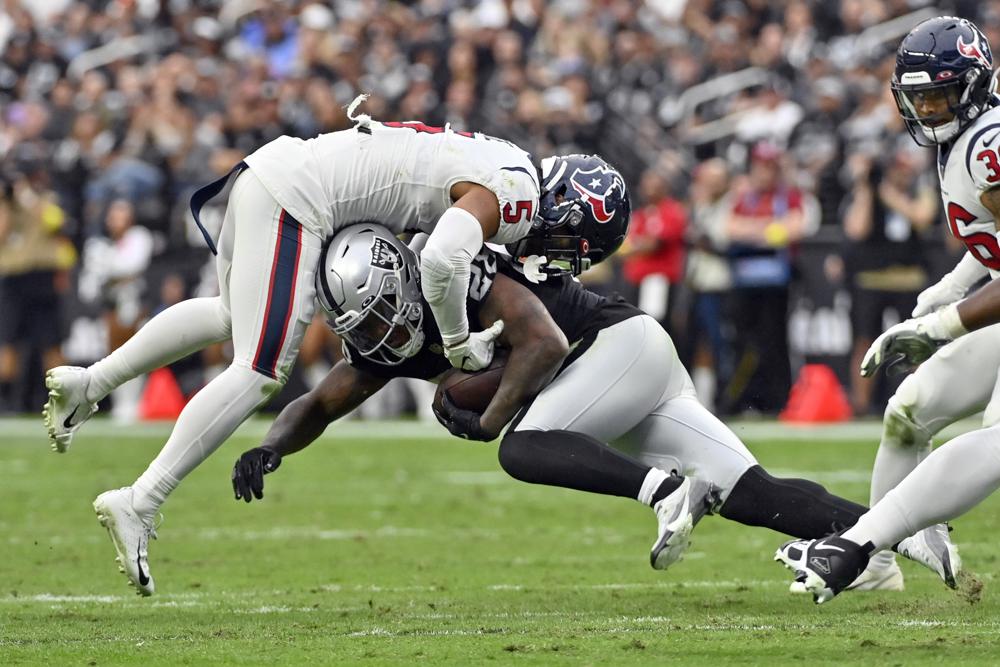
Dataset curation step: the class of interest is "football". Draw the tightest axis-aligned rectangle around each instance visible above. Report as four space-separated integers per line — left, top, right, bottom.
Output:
433 349 508 414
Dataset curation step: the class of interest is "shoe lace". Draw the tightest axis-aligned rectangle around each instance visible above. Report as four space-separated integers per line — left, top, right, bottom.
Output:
148 513 164 540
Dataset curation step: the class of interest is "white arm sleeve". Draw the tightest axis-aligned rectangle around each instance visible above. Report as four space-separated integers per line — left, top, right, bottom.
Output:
947 251 992 290
420 207 484 347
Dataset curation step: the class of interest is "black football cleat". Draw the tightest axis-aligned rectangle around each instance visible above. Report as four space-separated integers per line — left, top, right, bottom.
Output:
775 536 870 604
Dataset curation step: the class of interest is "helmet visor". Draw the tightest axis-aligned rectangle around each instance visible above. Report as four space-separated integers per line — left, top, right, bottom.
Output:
891 79 963 127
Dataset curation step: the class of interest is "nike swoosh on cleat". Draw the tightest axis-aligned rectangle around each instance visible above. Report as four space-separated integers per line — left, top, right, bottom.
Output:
62 405 80 430
137 545 149 586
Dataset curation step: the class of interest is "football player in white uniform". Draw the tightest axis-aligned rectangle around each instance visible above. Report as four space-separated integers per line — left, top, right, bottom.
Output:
230 208 946 587
40 96 565 595
776 17 1000 603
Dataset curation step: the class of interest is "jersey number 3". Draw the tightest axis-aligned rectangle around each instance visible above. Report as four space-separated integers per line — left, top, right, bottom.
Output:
977 149 1000 184
947 201 1000 269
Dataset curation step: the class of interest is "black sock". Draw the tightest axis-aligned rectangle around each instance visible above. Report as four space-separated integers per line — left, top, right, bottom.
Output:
650 474 683 505
718 465 867 538
498 429 651 499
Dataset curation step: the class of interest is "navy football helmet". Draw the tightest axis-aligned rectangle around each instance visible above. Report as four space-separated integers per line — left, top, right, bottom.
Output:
507 154 630 277
891 16 995 146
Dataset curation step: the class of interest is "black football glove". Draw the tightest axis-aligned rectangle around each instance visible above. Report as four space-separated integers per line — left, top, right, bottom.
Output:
433 392 493 441
232 447 282 503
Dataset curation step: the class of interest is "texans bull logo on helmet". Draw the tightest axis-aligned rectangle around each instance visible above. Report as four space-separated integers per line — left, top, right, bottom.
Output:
569 165 626 224
370 237 403 269
957 31 992 69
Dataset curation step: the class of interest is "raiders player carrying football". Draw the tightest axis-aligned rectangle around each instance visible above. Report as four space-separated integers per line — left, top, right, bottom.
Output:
233 156 948 581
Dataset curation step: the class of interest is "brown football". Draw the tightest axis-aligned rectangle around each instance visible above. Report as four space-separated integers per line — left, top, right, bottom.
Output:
433 349 508 414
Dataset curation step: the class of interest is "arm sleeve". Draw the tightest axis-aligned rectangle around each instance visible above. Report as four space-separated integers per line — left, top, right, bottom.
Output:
420 207 484 347
947 250 992 290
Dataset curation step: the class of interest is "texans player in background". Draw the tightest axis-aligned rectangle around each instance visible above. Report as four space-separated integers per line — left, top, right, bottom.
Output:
778 16 1000 603
41 97 569 595
233 161 946 582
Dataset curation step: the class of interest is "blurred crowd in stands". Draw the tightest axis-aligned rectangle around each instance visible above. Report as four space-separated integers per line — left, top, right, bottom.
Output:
0 0 990 420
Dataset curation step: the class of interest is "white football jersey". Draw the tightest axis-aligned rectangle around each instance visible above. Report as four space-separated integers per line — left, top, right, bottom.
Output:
939 104 1000 276
242 121 540 245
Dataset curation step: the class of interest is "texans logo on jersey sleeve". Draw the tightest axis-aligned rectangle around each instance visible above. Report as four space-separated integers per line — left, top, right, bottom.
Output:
957 32 992 69
569 166 625 224
370 237 402 269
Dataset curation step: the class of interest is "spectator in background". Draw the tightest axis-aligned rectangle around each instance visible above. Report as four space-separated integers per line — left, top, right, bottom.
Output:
790 76 849 227
620 167 687 330
0 162 75 411
78 199 153 421
683 158 733 412
842 148 937 415
721 142 813 415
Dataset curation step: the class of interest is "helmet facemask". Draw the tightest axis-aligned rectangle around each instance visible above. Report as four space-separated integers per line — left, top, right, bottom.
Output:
317 225 426 366
507 187 592 278
892 70 990 146
331 272 425 365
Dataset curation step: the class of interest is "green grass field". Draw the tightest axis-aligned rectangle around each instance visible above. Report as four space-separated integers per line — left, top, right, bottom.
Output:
2 418 999 665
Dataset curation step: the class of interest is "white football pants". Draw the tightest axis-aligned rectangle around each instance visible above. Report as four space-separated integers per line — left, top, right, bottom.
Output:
867 325 1000 567
86 170 323 518
513 314 758 499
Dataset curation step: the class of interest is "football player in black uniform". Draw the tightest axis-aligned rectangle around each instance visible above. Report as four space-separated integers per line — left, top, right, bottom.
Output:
232 156 952 580
232 156 948 578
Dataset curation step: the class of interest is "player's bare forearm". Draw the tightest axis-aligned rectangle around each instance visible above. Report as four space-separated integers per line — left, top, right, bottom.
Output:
956 278 1000 333
477 274 569 436
258 360 387 457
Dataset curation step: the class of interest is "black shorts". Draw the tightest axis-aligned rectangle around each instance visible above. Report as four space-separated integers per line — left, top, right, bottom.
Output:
0 271 62 348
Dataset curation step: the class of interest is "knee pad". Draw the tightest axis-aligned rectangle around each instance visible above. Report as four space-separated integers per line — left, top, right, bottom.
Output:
882 379 931 450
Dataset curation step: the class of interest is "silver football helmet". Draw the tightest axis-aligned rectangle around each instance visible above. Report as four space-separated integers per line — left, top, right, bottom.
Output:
316 224 425 365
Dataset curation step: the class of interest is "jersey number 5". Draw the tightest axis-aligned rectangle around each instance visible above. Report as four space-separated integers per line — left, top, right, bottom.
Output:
502 200 534 225
947 201 1000 270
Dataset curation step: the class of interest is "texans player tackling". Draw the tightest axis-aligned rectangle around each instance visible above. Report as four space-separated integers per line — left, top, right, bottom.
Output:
41 97 549 595
230 161 944 584
777 17 1000 603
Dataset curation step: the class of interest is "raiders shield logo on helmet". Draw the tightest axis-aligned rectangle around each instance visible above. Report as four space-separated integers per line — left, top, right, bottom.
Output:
370 237 403 269
568 166 626 224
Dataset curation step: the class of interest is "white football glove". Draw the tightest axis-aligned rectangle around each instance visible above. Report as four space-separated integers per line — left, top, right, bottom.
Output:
444 320 504 371
860 304 967 377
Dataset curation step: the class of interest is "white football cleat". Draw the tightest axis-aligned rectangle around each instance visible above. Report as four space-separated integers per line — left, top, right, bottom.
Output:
93 488 157 596
43 366 97 452
790 558 905 593
897 523 961 589
650 476 718 571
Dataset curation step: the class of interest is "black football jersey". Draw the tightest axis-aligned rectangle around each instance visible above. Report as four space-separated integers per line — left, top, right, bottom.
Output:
343 250 497 380
495 258 642 370
343 249 642 379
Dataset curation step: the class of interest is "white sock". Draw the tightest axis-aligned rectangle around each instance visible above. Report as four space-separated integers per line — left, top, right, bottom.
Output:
637 467 669 506
843 426 1000 551
867 437 931 570
87 298 230 402
130 364 279 520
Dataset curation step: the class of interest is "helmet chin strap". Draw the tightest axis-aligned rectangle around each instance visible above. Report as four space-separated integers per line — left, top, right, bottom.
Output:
921 117 962 143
